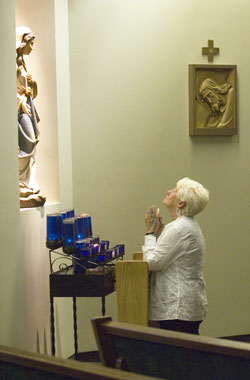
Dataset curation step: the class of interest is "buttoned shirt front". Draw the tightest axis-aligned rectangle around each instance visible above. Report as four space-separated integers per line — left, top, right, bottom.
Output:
142 215 207 321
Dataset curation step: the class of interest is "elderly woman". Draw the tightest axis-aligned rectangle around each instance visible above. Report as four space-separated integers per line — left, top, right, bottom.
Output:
142 177 209 335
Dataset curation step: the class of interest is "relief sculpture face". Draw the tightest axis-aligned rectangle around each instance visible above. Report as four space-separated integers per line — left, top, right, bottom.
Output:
200 81 223 114
189 65 237 136
198 78 234 129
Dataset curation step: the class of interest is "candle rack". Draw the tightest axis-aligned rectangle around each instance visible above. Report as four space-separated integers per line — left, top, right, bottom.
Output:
48 245 124 357
48 246 125 275
46 209 125 357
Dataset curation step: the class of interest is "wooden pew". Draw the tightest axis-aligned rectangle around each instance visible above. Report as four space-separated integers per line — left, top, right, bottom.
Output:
91 316 250 380
0 344 162 380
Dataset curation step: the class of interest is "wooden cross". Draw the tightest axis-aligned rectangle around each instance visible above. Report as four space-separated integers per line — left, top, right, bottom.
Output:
202 40 219 62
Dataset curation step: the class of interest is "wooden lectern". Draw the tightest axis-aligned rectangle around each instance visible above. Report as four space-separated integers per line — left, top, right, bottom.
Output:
116 253 149 326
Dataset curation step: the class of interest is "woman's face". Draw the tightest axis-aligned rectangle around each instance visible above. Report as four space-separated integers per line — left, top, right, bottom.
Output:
162 187 179 210
22 38 35 55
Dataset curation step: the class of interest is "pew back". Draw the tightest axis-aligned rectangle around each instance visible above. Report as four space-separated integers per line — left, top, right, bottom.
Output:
91 316 250 380
0 344 161 380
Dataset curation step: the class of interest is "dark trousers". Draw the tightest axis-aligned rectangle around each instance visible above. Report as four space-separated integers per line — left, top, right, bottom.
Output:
159 319 202 335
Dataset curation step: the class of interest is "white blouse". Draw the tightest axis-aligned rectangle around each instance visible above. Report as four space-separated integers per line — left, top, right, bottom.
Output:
142 215 208 321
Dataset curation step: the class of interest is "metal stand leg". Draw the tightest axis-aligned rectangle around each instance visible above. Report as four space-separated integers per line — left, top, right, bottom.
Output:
73 297 78 358
50 296 55 356
101 296 106 316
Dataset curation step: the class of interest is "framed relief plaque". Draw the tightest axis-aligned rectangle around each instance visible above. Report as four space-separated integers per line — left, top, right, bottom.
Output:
189 64 237 136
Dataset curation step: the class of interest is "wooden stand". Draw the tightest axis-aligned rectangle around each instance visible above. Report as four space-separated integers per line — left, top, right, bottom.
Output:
116 258 149 326
49 266 115 357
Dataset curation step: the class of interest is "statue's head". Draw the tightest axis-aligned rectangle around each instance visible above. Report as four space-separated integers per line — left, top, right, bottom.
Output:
16 26 35 55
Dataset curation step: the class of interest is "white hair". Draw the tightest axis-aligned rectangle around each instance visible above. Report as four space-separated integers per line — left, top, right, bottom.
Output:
176 177 209 217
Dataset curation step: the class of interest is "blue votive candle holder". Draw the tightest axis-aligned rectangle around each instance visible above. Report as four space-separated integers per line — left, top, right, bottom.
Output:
75 239 86 250
59 210 67 220
116 244 125 255
46 213 62 249
97 253 106 263
67 209 75 218
100 240 109 250
81 246 92 257
75 216 86 240
91 243 100 255
87 216 93 237
106 249 113 260
99 241 106 251
82 215 90 238
58 211 67 238
62 218 76 254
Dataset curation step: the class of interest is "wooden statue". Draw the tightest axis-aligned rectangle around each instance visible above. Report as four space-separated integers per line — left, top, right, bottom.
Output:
16 26 46 208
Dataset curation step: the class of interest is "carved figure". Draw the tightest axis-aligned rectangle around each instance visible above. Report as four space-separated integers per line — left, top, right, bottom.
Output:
16 26 46 208
198 78 234 128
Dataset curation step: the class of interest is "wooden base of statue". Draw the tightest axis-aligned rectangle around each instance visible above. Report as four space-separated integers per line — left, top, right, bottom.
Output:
19 182 46 208
116 258 149 326
20 194 46 208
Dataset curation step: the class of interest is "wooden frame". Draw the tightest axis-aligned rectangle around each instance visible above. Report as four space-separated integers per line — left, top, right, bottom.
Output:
189 64 237 136
92 316 250 380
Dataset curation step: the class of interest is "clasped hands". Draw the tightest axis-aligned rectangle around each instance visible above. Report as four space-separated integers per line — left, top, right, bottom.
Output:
145 205 164 237
18 94 31 116
17 83 32 116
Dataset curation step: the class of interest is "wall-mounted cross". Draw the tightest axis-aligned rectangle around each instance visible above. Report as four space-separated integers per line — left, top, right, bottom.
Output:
202 40 219 62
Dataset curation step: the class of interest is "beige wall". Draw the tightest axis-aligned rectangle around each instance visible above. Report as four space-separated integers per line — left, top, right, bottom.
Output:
69 0 250 344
